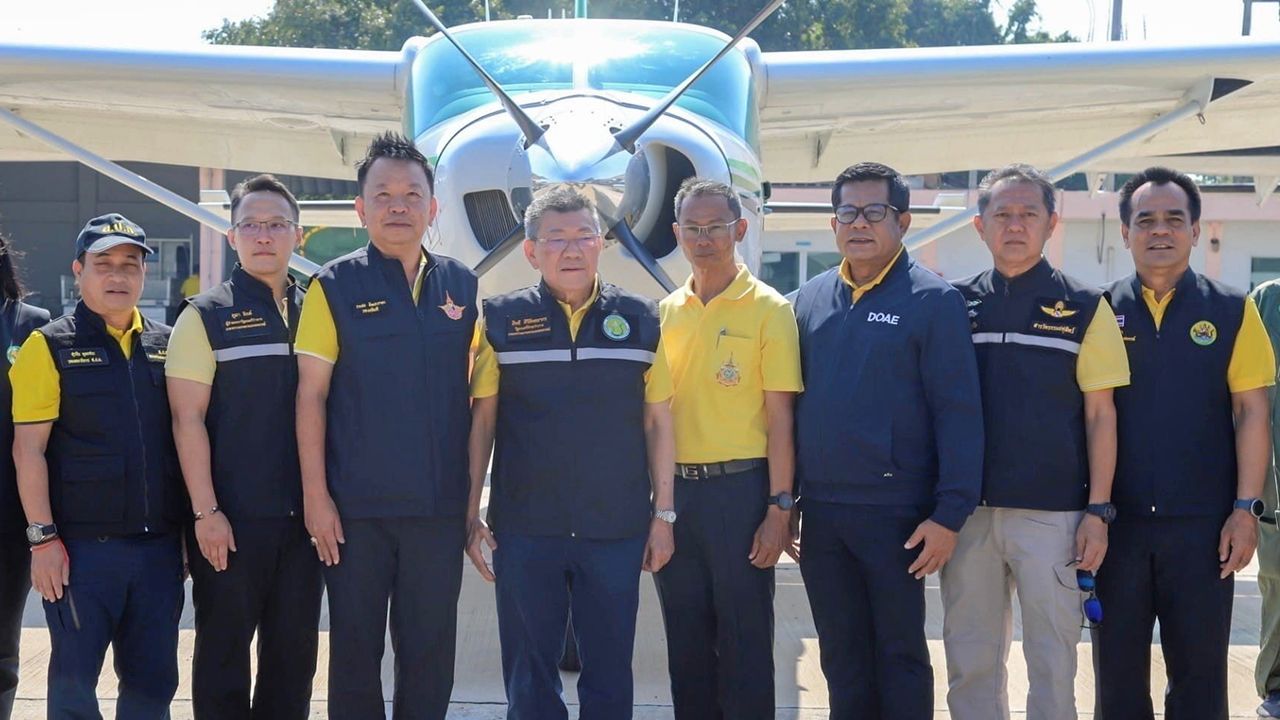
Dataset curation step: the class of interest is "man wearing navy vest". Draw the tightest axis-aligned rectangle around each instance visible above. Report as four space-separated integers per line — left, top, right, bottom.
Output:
295 133 478 719
10 213 186 718
1096 167 1275 719
792 162 983 720
945 164 1129 720
466 185 675 719
167 174 321 718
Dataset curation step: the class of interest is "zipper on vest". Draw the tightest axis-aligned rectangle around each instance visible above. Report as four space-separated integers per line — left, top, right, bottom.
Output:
126 350 151 531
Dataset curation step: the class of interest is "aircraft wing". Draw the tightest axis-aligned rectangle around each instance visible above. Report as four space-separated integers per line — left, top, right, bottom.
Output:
0 42 416 179
759 39 1280 182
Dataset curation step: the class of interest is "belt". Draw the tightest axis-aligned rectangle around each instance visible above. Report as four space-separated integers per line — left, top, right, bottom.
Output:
675 458 765 480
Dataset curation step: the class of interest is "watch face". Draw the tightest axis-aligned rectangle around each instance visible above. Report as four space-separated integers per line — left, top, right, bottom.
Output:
1253 499 1266 518
25 525 42 544
772 493 794 510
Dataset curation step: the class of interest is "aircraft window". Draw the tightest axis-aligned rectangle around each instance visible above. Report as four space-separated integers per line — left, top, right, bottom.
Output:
760 251 800 295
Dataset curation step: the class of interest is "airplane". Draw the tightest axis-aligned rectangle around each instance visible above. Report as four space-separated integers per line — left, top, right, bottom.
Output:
2 0 1280 298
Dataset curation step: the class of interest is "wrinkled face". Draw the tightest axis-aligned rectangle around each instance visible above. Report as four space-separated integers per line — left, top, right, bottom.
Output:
228 191 301 278
524 208 602 298
673 194 745 272
355 157 437 251
831 180 909 270
1121 181 1199 271
74 244 144 316
974 179 1057 271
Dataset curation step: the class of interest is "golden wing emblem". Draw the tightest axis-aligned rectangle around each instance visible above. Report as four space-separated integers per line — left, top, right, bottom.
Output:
1040 300 1079 319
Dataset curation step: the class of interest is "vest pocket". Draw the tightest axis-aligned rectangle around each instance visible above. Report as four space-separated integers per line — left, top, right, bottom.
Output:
60 454 126 522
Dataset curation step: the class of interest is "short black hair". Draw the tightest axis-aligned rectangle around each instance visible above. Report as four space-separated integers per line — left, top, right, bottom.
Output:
524 185 600 239
978 164 1056 215
831 162 910 212
356 132 435 195
673 178 741 220
1118 166 1201 226
230 173 300 221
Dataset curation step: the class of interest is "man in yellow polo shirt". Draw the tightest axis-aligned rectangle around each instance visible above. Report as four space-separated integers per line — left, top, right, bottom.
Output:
465 185 674 718
653 178 802 719
1096 166 1276 719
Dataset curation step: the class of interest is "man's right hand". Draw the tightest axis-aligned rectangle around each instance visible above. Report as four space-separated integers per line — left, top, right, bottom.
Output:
31 539 69 602
304 492 344 566
195 512 237 572
466 516 498 582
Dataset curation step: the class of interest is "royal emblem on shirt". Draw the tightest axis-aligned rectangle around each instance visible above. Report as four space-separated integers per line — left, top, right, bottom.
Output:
715 354 741 387
1039 300 1079 319
602 312 631 341
439 292 465 321
1190 320 1218 346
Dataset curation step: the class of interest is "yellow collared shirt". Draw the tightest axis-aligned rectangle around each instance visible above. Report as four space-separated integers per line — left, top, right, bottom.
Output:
10 308 144 424
1140 287 1275 393
470 279 673 403
660 265 803 464
838 245 905 304
1076 298 1131 392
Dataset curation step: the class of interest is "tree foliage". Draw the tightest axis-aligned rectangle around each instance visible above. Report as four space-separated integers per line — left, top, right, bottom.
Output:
203 0 1075 52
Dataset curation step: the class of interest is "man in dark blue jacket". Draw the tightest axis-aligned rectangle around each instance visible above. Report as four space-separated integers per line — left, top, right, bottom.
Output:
793 161 983 720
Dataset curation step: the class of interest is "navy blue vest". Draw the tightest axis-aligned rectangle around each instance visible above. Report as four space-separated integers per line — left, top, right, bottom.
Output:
316 244 477 519
1107 270 1241 517
953 259 1102 511
1 300 51 532
185 266 303 520
484 281 658 539
39 303 185 539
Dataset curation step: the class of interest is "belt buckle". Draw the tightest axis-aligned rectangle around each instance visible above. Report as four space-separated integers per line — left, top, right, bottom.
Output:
680 464 707 480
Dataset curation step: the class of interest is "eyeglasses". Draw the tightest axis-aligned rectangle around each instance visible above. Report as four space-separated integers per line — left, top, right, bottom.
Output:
233 219 298 236
677 222 737 239
534 235 602 252
1075 567 1103 627
834 204 899 225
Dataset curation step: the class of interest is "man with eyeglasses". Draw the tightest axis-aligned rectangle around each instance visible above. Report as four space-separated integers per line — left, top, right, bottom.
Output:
943 164 1129 720
294 133 478 719
1095 167 1274 719
791 162 982 720
465 184 675 719
165 174 322 718
653 177 802 718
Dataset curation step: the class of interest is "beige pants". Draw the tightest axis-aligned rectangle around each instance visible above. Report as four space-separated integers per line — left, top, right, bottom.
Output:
940 506 1085 720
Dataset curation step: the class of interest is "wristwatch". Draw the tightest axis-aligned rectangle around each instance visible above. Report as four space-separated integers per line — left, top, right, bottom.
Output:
767 491 795 511
1085 503 1116 524
1235 497 1265 519
654 509 677 524
25 522 58 546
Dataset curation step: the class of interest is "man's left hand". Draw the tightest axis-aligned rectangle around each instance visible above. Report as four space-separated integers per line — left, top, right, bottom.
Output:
749 507 791 569
905 519 958 579
644 518 675 573
1074 514 1109 573
1219 508 1259 578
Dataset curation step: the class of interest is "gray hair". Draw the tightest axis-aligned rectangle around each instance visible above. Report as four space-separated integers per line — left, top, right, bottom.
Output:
673 178 741 220
524 185 601 239
977 163 1056 215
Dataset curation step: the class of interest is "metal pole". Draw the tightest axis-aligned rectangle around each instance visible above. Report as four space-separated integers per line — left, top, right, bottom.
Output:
1110 0 1124 40
575 0 588 19
1244 0 1254 35
674 0 681 22
0 107 321 277
905 96 1207 251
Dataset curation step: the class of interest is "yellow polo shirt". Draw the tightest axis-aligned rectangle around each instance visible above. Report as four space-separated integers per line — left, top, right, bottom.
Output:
10 309 144 424
1142 287 1275 392
165 299 290 385
660 265 803 463
471 280 673 403
295 251 428 364
839 246 904 304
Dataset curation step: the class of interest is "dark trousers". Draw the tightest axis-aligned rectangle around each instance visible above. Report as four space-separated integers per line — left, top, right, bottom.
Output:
322 516 465 720
653 467 775 720
1093 514 1233 720
188 517 323 720
798 501 933 720
0 532 29 720
494 532 646 720
44 534 184 720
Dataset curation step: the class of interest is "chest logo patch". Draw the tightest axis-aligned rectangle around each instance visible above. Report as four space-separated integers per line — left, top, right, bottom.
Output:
1115 314 1125 328
1190 320 1218 346
1039 300 1080 319
439 292 466 321
716 354 741 387
602 312 631 341
867 311 900 325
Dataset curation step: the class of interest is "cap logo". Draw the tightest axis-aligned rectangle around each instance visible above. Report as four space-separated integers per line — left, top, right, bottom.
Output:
98 221 140 237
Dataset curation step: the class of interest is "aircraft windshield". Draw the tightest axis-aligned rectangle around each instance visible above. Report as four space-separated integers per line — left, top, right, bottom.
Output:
409 22 757 146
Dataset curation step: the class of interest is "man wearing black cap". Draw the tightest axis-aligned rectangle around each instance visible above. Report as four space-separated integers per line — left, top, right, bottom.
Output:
10 214 187 719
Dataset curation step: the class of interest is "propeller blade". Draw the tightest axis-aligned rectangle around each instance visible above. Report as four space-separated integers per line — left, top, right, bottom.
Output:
611 0 784 153
611 218 676 294
474 223 526 277
409 0 546 148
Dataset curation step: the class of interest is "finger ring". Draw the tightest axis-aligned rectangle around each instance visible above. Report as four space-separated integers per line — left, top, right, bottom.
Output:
309 537 318 546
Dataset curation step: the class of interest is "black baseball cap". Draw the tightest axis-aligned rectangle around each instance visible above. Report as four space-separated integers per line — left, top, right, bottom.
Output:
75 214 152 259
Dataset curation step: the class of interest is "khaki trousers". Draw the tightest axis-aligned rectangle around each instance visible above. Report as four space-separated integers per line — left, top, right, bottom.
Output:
941 506 1085 720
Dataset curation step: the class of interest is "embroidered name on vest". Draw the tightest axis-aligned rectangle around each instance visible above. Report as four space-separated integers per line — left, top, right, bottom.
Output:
224 308 268 333
354 299 388 316
1031 321 1078 336
57 348 109 368
508 315 551 340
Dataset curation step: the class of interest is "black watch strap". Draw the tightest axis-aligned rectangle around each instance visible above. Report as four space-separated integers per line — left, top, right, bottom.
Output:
1085 503 1116 524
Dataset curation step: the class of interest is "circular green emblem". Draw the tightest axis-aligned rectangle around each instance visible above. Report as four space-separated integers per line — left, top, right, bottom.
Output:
1190 320 1217 347
602 312 631 341
5 345 17 365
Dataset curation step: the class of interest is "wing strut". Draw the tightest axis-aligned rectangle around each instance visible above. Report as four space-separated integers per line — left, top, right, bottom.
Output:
0 106 321 277
904 78 1217 251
